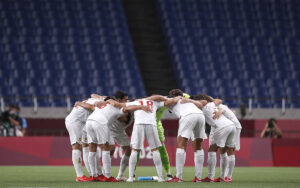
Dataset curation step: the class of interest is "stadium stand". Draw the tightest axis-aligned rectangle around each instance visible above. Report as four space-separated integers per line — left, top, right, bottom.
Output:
156 0 300 108
0 0 146 107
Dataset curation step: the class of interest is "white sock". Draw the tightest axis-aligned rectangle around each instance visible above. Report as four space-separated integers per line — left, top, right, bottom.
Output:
220 153 228 179
128 150 138 178
227 155 235 178
82 147 91 176
118 155 129 177
152 150 163 178
207 152 216 180
176 148 186 179
102 151 111 178
96 147 102 175
72 150 84 177
194 149 204 179
88 152 97 177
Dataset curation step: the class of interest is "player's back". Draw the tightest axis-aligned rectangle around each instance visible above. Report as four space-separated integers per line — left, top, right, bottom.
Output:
170 99 203 118
66 98 100 123
219 104 242 129
110 113 134 132
127 99 164 125
88 104 124 125
203 102 233 130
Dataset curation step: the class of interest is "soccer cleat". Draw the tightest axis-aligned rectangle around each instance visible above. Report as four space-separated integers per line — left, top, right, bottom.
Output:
96 174 108 182
165 174 173 181
157 176 165 182
192 176 202 182
214 177 227 182
106 176 120 182
76 175 89 182
227 177 232 183
87 176 98 182
167 176 183 183
126 177 135 182
201 177 214 182
116 176 127 181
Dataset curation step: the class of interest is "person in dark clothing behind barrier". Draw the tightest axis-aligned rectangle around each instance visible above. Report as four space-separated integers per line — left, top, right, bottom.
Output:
0 104 22 136
261 118 283 139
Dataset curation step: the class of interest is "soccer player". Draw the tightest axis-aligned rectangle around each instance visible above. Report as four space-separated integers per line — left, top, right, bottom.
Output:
126 95 169 182
218 102 242 182
166 89 207 183
194 94 236 182
82 97 150 182
107 90 134 181
65 97 103 182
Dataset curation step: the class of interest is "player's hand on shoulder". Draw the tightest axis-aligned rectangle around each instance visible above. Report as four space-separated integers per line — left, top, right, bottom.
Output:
74 101 81 107
141 105 152 113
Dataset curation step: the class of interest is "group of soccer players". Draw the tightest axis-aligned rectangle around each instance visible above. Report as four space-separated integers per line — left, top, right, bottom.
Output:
65 89 242 183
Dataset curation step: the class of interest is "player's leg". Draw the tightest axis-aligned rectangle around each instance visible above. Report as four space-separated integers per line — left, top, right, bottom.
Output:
86 121 99 180
191 114 206 182
205 144 218 182
127 124 144 182
96 146 102 176
219 147 228 181
98 127 117 181
226 148 235 182
157 121 172 178
225 127 238 182
81 128 91 177
82 143 91 176
146 124 164 182
115 132 131 180
66 121 87 181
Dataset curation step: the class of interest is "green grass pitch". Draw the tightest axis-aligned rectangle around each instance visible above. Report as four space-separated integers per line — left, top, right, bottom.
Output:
0 166 299 188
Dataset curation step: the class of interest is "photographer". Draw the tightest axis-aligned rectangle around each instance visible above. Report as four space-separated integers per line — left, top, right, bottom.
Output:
0 104 22 137
261 118 283 139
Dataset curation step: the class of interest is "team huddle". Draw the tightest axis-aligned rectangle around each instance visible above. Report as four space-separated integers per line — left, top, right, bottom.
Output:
65 89 242 183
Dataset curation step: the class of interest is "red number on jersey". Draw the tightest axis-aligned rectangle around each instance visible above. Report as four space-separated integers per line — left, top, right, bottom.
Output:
138 100 153 110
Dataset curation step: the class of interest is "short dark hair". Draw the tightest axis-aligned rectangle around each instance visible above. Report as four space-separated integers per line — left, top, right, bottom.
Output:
104 96 116 101
168 89 183 97
114 90 128 100
193 94 213 102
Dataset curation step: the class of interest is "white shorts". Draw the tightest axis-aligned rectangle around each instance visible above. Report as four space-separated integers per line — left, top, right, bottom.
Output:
210 125 236 148
111 130 130 147
86 120 112 145
234 128 241 151
65 120 85 145
131 124 162 150
179 113 207 140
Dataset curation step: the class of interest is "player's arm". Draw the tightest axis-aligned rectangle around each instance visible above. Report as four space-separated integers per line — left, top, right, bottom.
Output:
75 101 95 111
123 105 152 113
180 98 207 109
213 108 223 119
213 99 223 106
146 95 168 102
90 93 106 100
164 96 182 107
106 99 126 108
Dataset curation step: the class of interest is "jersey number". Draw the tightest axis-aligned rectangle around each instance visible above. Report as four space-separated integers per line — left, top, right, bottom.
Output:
139 100 153 110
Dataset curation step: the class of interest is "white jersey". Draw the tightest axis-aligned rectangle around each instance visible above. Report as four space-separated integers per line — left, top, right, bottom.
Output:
65 98 101 123
87 104 124 125
110 113 134 132
126 99 164 125
168 99 203 119
219 104 242 129
202 102 234 129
